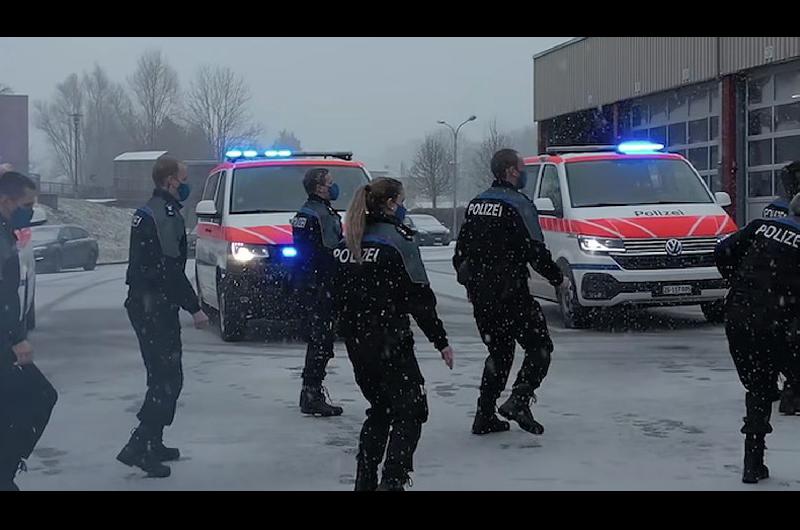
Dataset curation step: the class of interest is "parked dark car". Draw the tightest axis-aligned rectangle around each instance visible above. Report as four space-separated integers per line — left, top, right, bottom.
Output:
406 214 452 246
187 225 197 258
32 224 99 273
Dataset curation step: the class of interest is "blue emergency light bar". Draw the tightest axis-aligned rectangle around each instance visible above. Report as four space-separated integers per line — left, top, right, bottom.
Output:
616 141 665 154
224 149 353 162
545 142 665 156
281 246 298 258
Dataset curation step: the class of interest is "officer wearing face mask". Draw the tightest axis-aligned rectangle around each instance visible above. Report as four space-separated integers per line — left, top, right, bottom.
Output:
454 148 563 437
117 155 209 478
0 171 58 491
291 167 344 417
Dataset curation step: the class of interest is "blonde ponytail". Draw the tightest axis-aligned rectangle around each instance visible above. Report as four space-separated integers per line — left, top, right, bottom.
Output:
346 185 369 262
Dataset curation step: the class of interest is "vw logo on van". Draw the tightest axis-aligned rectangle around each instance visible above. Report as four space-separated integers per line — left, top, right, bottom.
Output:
665 239 683 256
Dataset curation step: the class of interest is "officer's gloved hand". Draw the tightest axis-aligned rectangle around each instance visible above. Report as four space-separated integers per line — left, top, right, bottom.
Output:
192 310 210 330
440 346 455 370
12 340 34 365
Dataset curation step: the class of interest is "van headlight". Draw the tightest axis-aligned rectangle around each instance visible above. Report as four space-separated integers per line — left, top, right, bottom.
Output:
578 236 625 253
230 242 269 262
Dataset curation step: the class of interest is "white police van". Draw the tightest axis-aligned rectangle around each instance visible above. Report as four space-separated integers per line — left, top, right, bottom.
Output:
194 149 370 341
523 142 737 328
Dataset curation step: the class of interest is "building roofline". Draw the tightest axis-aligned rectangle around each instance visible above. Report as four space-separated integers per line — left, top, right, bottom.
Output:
532 37 586 61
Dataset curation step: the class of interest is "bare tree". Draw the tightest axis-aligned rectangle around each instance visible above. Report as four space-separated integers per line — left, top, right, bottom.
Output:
82 64 134 181
34 73 85 186
409 132 451 208
469 118 512 188
0 84 12 95
185 65 261 159
128 49 180 148
271 129 302 151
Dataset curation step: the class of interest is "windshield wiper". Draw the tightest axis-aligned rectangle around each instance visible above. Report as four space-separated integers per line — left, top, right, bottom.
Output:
233 209 290 214
576 202 629 208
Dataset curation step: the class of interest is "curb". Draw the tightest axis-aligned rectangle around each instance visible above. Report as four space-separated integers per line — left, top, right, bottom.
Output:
97 260 129 267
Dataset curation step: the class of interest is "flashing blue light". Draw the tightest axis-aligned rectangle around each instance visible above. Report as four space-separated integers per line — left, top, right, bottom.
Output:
225 150 243 158
243 150 258 158
281 246 298 258
617 141 665 154
264 149 293 158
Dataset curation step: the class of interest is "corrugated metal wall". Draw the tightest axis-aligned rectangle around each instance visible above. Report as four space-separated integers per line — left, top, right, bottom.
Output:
535 37 800 121
720 37 800 74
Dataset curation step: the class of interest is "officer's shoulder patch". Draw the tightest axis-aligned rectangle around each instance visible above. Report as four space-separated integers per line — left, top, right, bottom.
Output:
131 215 142 228
165 203 176 217
291 216 308 229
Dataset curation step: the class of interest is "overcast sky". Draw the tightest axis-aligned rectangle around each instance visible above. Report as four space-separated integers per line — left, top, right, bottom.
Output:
0 37 570 170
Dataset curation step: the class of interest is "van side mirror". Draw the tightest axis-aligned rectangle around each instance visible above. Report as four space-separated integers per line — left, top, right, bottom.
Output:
534 197 556 216
196 200 220 219
714 192 732 208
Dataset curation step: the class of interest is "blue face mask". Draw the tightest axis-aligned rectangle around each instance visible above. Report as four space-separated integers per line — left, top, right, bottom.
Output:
516 169 528 191
395 204 407 222
11 206 34 229
328 182 340 201
177 182 191 202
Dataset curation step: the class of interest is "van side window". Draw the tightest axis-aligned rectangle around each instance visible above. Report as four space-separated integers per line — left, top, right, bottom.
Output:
203 172 220 202
538 165 563 216
524 164 541 197
214 172 226 215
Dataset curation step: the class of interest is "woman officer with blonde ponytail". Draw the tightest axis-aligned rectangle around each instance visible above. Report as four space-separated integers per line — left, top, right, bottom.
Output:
333 177 455 492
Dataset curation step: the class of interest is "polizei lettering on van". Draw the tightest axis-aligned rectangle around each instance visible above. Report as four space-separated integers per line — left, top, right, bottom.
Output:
755 224 800 248
334 247 381 263
468 202 503 217
633 209 686 217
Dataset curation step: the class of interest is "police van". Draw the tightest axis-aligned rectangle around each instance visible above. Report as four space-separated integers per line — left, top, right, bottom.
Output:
523 142 737 328
194 150 370 341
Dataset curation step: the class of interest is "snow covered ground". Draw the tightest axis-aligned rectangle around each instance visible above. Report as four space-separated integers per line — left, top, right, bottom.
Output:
16 251 800 490
39 199 133 263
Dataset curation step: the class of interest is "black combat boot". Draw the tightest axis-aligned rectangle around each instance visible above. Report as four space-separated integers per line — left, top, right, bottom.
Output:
152 426 181 462
377 473 411 492
498 392 544 435
300 385 343 417
472 398 510 435
116 425 171 478
354 459 379 492
0 457 21 491
742 434 769 484
779 384 798 415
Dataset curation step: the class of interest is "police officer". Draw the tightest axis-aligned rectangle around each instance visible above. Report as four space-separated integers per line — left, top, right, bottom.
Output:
0 171 57 491
454 148 563 436
117 155 209 478
291 168 344 417
334 177 454 491
715 193 800 484
762 161 800 415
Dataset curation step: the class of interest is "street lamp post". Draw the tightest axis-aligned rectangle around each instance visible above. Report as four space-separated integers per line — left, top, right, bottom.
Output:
69 112 82 194
437 115 476 235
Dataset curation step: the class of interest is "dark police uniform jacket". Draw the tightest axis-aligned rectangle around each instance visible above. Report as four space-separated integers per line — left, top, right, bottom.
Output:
763 197 791 219
125 189 200 314
291 194 343 290
0 216 24 365
333 213 448 351
454 180 562 301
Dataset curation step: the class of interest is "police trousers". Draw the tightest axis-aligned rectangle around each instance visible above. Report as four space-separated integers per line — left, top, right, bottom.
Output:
345 325 429 481
470 290 553 406
126 292 183 429
725 295 800 435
